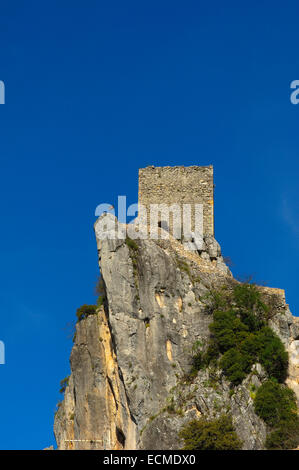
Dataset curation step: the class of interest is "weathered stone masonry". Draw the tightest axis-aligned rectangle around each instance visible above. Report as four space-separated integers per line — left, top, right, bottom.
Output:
138 165 214 237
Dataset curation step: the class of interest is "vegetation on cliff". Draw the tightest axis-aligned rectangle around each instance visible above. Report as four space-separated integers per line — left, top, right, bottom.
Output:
198 283 288 385
55 221 299 450
180 414 242 450
254 379 299 449
183 282 299 449
76 304 97 322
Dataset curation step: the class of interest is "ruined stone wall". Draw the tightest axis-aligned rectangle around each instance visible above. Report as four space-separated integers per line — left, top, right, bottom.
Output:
138 165 214 236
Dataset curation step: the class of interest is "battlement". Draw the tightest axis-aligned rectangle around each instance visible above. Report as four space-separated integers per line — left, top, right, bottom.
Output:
138 165 214 237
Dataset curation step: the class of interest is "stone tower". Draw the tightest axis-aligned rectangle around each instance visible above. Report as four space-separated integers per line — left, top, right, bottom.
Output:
138 165 214 238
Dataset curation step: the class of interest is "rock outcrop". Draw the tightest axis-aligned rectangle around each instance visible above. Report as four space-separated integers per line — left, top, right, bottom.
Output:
54 214 299 450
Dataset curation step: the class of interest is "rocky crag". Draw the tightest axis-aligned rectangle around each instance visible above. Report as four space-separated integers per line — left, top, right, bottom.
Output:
54 214 299 450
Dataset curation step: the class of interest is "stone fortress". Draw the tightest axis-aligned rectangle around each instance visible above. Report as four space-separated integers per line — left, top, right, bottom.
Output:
138 165 214 238
138 164 287 297
54 163 299 450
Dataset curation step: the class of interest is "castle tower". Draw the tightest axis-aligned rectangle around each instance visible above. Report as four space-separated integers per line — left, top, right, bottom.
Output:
138 165 214 238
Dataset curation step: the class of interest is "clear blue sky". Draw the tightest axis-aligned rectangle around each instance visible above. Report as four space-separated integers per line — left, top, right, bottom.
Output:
0 1 298 450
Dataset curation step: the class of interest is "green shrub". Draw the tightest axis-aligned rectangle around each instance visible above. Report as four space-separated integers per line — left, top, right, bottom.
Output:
125 237 139 251
203 340 220 364
239 333 260 363
205 283 288 385
207 308 252 385
233 283 267 316
179 414 242 450
76 304 97 322
187 340 213 378
126 237 139 282
220 349 249 385
205 287 231 311
54 401 63 417
97 295 104 307
254 380 297 427
176 258 191 276
182 282 296 449
95 276 106 307
190 351 203 374
239 310 264 331
209 309 248 353
255 327 288 382
59 376 69 394
265 420 299 450
254 380 299 449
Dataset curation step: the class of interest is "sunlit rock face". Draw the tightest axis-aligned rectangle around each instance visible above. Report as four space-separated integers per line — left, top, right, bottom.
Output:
54 214 299 450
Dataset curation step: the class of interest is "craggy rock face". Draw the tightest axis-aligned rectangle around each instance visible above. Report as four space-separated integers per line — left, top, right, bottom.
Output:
54 214 299 450
53 309 136 450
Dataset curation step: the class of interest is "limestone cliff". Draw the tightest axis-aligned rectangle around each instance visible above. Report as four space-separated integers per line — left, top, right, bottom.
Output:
54 214 299 450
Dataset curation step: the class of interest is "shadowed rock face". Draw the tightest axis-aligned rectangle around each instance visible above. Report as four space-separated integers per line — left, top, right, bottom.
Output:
54 214 299 450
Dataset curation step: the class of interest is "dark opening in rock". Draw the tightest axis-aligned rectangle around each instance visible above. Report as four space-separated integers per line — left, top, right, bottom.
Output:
116 427 126 447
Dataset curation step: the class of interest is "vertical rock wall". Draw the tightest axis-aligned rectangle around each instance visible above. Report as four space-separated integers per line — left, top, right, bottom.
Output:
54 215 299 449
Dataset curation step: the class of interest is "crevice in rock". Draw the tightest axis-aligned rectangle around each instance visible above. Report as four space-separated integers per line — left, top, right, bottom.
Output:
117 366 137 426
107 376 118 410
116 427 126 447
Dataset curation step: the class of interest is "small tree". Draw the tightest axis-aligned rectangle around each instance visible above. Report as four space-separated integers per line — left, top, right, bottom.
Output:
179 415 242 450
95 276 106 307
254 379 299 449
76 304 97 322
254 380 297 427
59 376 69 394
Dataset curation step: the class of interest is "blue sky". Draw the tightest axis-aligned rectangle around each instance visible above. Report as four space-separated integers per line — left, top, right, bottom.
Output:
0 1 298 449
